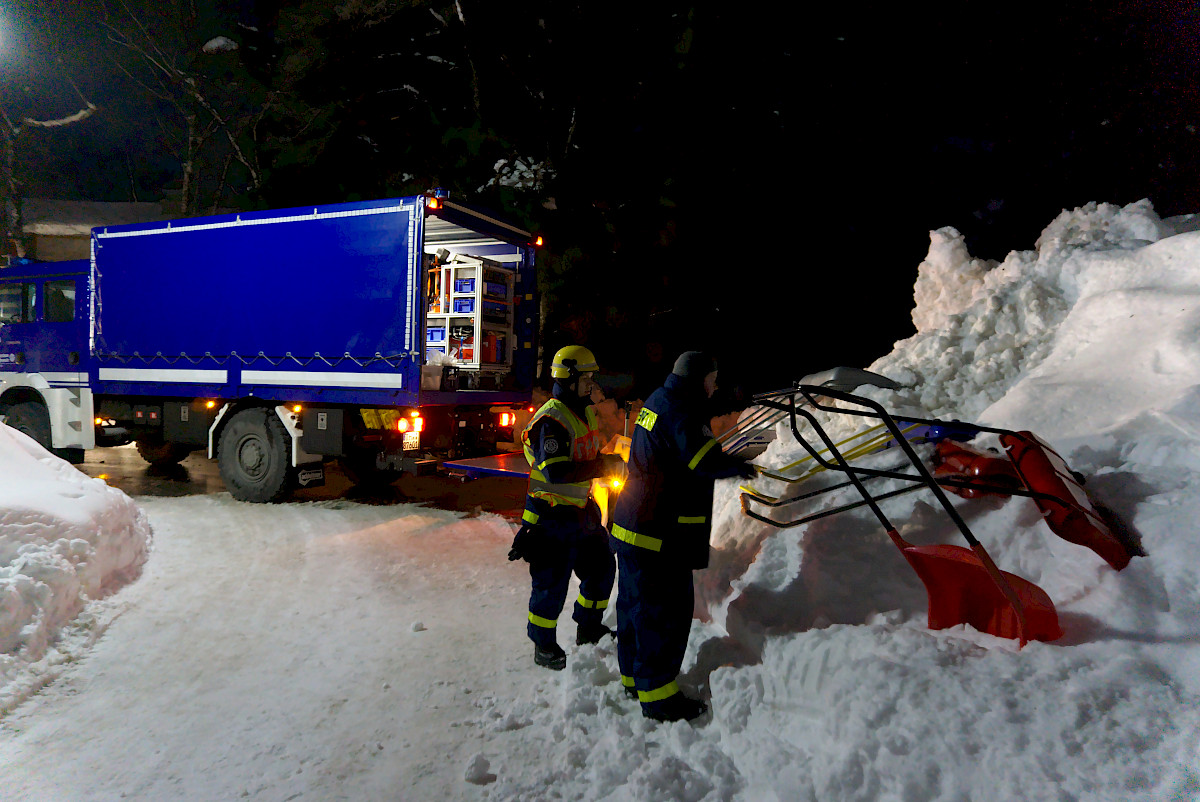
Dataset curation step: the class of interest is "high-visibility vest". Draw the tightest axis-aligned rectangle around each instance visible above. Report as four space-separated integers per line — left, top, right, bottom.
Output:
522 399 601 509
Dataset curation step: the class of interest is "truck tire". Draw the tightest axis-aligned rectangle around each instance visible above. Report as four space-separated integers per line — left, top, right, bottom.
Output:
6 401 53 451
135 437 194 466
218 408 292 503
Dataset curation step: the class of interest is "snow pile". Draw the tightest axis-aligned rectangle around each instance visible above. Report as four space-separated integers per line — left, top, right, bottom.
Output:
0 424 151 714
480 200 1200 800
873 199 1187 420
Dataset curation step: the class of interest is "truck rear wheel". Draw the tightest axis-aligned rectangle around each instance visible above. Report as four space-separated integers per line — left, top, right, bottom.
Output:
218 408 292 503
135 436 194 466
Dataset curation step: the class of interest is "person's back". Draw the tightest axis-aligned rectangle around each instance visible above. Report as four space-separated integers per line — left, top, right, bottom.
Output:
609 351 756 722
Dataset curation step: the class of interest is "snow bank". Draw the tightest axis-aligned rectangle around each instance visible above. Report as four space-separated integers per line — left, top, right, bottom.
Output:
0 423 151 714
480 200 1200 800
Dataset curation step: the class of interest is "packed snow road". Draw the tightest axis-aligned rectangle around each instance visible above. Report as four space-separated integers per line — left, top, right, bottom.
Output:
0 493 544 801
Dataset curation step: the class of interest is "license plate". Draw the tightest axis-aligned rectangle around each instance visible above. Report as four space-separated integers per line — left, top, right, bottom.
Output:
402 431 420 451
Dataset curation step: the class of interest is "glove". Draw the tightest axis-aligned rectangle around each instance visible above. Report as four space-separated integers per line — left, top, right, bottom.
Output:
507 523 543 563
599 453 626 472
737 461 759 480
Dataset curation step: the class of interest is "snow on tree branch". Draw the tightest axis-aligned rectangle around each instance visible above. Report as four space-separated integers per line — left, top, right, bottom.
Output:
19 103 99 130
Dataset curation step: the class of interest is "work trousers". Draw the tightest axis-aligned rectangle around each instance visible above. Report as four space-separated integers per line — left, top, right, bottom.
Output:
614 546 695 700
526 505 616 648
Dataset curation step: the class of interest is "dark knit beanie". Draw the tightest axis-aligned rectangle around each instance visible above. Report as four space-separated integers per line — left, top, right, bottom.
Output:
672 351 715 379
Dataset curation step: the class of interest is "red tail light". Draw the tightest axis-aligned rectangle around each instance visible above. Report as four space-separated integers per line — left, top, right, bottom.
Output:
500 412 513 427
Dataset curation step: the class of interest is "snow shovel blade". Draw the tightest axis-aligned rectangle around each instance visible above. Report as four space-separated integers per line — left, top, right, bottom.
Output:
1000 431 1133 570
888 530 1063 643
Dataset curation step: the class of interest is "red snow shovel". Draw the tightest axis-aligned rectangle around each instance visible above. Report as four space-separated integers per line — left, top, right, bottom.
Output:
742 385 1063 646
887 529 1063 642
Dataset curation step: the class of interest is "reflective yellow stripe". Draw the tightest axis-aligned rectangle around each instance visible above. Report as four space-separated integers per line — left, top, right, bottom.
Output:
537 455 572 471
611 523 663 552
528 612 557 629
621 675 635 688
638 680 679 703
522 509 539 524
529 476 591 507
576 593 609 610
635 407 658 432
687 438 718 470
530 493 588 508
678 516 706 524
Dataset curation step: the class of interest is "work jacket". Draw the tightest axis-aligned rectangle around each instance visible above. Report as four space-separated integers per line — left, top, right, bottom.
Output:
521 387 603 525
610 373 747 568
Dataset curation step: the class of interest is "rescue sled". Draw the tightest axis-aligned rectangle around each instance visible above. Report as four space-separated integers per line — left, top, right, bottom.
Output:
736 384 1138 645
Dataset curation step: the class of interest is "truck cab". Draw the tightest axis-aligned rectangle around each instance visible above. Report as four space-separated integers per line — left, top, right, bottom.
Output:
0 260 92 461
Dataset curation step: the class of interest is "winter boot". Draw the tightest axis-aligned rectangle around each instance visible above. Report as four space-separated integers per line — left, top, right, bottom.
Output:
534 642 567 671
575 623 615 645
642 693 708 723
624 686 639 700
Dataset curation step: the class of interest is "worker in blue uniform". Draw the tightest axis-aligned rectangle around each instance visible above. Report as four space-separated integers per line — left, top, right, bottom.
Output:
508 345 622 670
610 351 758 722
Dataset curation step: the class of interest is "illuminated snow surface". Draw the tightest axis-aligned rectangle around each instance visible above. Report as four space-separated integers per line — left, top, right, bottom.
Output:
2 199 1200 800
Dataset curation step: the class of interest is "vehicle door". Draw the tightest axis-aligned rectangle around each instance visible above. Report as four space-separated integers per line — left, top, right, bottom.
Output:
27 274 88 374
0 278 36 373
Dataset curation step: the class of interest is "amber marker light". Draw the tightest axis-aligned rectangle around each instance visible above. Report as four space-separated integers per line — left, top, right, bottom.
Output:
397 418 410 433
610 478 623 490
94 417 104 425
292 405 302 413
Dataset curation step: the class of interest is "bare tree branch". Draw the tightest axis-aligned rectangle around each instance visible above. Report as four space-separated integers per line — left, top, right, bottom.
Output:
19 103 99 129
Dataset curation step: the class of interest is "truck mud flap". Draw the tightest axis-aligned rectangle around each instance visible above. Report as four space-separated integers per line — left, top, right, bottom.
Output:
295 464 326 489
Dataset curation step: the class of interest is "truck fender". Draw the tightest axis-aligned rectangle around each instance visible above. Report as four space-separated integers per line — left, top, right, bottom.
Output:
206 401 321 469
207 402 235 459
0 373 95 450
273 405 323 468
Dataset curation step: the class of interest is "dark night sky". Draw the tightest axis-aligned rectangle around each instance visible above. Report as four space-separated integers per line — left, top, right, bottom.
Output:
4 1 1200 403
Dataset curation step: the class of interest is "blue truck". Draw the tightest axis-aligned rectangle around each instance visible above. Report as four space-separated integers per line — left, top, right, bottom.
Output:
0 192 540 501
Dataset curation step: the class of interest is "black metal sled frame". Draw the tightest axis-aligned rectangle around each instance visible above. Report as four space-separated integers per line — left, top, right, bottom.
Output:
739 384 1043 643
